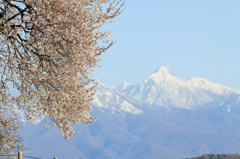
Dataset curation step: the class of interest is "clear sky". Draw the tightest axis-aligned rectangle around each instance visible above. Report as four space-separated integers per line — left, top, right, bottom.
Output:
92 0 240 90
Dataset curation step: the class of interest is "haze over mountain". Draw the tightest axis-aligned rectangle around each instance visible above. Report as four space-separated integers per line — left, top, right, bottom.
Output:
20 67 240 159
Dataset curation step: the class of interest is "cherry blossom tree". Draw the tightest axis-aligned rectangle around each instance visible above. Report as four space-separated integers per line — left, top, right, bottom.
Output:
0 0 124 153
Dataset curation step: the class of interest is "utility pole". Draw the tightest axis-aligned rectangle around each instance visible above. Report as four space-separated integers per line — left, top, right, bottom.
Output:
18 152 22 159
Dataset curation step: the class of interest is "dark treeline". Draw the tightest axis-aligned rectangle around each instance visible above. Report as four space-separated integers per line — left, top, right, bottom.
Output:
186 154 240 159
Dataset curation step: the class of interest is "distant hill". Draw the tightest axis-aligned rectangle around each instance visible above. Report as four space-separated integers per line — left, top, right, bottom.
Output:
187 154 240 159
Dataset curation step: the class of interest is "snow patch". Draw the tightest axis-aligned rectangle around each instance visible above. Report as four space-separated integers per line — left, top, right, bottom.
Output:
120 101 143 115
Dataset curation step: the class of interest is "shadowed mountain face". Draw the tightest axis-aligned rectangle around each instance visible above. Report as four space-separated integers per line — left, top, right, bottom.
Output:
20 67 240 159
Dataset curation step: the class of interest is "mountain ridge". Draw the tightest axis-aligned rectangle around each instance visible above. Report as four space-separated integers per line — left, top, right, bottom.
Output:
110 67 240 109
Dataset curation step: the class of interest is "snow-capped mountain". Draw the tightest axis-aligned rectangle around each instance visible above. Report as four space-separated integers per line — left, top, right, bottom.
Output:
119 67 240 109
20 67 240 159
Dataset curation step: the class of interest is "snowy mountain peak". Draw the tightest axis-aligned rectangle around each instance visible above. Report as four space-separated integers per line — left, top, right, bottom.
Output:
188 77 240 95
120 67 240 109
117 82 131 92
144 66 181 85
151 66 176 77
153 66 173 74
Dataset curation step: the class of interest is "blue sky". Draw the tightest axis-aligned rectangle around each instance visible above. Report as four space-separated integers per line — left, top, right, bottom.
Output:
93 0 240 90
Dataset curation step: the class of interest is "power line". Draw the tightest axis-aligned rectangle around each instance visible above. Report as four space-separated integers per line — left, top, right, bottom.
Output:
0 154 41 159
22 155 41 159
